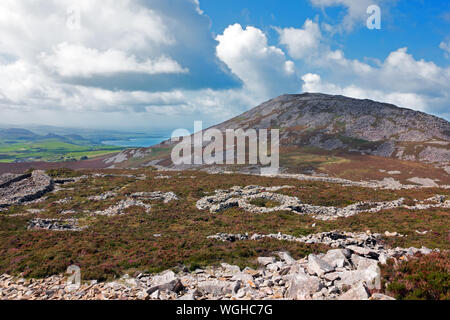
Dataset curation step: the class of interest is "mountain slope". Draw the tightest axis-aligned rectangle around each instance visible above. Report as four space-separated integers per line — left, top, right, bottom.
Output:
214 93 450 163
88 94 450 184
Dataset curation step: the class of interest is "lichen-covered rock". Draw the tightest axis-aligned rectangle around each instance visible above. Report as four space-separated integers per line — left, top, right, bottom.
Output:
0 171 54 208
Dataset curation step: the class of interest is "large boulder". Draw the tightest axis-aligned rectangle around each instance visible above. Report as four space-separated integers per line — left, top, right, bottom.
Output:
351 254 379 270
277 251 297 264
198 279 237 296
257 257 276 266
322 249 350 268
334 264 381 290
307 254 335 276
286 270 323 300
338 283 369 300
147 271 184 294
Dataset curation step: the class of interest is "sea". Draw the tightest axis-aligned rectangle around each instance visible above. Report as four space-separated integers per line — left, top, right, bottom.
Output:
102 136 170 148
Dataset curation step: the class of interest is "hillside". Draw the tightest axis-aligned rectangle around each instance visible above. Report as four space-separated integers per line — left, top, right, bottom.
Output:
214 93 450 164
0 167 448 300
102 93 449 185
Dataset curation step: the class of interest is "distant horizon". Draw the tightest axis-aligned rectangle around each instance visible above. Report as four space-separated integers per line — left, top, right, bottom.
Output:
1 91 449 134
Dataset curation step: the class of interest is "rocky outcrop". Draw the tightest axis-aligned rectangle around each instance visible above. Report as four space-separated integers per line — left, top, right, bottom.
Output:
0 171 54 208
92 191 178 216
131 191 178 203
214 93 450 165
27 218 85 232
197 186 449 220
94 199 152 216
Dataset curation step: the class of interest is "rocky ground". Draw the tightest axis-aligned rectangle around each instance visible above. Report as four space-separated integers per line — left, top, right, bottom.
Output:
0 168 448 300
0 231 437 300
197 185 450 220
0 171 54 209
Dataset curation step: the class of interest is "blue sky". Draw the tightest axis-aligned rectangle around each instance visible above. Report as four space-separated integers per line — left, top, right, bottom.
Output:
0 0 448 132
202 0 449 65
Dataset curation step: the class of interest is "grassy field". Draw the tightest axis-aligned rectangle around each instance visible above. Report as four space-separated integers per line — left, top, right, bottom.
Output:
0 168 448 292
0 139 123 163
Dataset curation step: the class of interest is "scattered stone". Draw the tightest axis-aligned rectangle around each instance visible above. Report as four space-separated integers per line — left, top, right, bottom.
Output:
384 231 398 237
94 199 152 216
0 171 54 208
131 191 178 203
0 232 431 301
88 191 117 201
197 186 449 220
27 218 85 232
146 271 184 295
322 249 349 268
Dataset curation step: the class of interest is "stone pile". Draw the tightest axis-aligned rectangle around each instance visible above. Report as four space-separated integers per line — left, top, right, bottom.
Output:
27 218 85 232
94 199 152 216
131 191 178 203
197 186 449 220
88 191 117 201
0 231 436 300
257 172 450 190
92 191 178 216
208 230 434 259
0 171 54 208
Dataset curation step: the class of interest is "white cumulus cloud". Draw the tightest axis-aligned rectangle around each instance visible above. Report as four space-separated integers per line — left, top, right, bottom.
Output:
216 23 300 98
40 43 188 78
278 19 322 59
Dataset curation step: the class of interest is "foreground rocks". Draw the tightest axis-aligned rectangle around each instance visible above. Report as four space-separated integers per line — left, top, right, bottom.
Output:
197 185 449 220
0 230 437 300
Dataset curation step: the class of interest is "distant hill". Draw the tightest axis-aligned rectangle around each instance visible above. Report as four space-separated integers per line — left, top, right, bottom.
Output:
97 93 449 184
0 128 40 140
213 93 450 164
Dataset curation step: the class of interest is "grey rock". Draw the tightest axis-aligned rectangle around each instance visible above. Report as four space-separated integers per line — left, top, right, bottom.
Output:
0 171 54 208
351 254 379 270
322 249 349 268
286 271 323 300
334 264 381 290
277 252 296 264
338 283 369 300
370 293 396 300
178 293 196 300
147 271 184 294
307 254 335 276
198 280 234 296
257 257 276 266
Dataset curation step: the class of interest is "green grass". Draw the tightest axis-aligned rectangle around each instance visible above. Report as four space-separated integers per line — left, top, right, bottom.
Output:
0 139 123 162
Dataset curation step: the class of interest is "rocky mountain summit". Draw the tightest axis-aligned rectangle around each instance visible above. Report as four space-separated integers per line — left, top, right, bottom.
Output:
98 93 449 181
215 93 450 164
